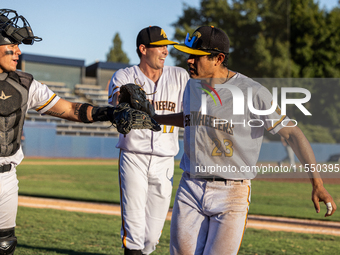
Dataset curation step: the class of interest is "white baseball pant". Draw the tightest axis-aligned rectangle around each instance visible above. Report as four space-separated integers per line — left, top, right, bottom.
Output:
170 172 251 255
119 150 174 254
0 167 19 229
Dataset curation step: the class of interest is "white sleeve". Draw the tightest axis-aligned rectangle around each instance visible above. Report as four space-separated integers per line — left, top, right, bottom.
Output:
108 69 130 104
27 80 60 113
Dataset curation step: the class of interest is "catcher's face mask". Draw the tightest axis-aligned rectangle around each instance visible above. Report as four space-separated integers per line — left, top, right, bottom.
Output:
0 9 42 46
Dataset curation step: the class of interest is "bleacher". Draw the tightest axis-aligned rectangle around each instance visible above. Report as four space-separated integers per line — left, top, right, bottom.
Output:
25 81 119 137
74 84 109 106
40 81 82 102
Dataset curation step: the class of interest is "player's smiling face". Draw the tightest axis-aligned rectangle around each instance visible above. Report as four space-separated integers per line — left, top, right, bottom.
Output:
187 54 215 78
0 44 21 73
144 45 168 70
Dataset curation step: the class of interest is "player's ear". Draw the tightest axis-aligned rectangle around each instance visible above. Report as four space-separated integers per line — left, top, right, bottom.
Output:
215 53 225 66
139 44 147 56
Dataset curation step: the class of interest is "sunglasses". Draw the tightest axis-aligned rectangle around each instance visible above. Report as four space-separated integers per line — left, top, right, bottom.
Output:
184 33 198 48
184 32 227 54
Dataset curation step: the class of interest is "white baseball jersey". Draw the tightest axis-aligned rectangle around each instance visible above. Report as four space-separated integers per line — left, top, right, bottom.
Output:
1 79 60 167
108 65 189 156
0 76 60 229
180 73 288 179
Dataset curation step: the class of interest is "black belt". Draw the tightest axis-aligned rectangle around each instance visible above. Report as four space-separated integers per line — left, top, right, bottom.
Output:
197 176 243 183
0 164 12 173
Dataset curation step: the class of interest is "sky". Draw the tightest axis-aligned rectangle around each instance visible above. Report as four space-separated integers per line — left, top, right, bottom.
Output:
4 0 339 67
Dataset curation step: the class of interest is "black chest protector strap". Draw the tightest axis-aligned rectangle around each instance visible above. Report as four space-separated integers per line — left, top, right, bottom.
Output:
0 71 33 156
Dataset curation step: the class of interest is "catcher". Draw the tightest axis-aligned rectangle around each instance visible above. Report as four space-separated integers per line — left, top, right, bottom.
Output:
0 9 159 254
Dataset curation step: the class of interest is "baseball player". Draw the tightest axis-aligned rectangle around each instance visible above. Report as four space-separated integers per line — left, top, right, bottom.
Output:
153 26 336 255
0 9 151 254
108 26 189 255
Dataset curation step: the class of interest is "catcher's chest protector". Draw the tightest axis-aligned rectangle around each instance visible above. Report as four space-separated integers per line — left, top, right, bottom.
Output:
0 71 32 156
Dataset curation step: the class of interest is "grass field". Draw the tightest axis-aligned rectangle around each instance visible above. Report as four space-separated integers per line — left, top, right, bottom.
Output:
15 207 340 254
17 159 340 221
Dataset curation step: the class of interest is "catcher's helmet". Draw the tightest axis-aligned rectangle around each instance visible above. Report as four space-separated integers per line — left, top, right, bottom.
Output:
0 9 42 45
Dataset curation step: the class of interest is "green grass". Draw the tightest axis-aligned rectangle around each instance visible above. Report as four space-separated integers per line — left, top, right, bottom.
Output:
249 180 340 221
17 159 340 221
15 207 340 255
239 228 340 255
17 163 120 203
16 159 183 207
15 207 168 255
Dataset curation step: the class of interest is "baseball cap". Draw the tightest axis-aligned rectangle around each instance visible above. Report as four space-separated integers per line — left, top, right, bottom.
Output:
136 26 178 47
174 26 229 56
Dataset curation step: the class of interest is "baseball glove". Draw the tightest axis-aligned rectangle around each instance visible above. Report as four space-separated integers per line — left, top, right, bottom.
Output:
110 103 161 134
119 83 156 117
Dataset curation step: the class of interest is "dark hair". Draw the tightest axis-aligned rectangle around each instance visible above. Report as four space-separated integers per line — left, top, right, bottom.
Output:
207 52 229 68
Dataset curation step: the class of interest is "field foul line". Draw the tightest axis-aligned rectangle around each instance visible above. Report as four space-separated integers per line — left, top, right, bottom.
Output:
18 196 340 236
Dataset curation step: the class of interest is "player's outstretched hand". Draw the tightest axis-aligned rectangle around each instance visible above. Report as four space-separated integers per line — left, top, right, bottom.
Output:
311 185 337 217
119 83 156 117
110 103 161 134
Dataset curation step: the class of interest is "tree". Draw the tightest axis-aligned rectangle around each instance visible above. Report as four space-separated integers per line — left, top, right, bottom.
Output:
106 33 130 64
171 0 340 142
290 0 340 78
171 0 340 78
171 0 292 78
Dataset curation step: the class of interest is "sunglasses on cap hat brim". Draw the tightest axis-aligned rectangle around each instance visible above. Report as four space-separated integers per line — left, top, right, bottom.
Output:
173 32 227 56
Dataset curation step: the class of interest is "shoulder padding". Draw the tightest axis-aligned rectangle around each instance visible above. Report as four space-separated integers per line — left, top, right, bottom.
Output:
10 71 34 90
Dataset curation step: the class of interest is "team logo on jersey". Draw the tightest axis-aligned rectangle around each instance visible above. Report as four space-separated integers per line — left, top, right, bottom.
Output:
0 91 12 100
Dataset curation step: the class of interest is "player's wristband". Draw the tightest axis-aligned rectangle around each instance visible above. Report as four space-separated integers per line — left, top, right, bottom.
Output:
79 104 114 123
79 103 92 123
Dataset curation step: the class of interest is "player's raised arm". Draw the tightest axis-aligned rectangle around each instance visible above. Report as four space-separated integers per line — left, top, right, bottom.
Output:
44 98 111 123
278 122 337 217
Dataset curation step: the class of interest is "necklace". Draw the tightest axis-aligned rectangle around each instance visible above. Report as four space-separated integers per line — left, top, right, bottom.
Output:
225 69 230 83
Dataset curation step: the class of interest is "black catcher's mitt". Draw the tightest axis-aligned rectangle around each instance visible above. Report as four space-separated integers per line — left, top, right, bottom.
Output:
119 83 156 117
111 103 161 134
